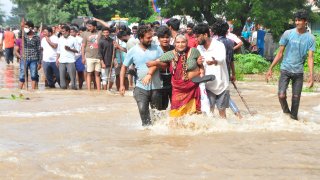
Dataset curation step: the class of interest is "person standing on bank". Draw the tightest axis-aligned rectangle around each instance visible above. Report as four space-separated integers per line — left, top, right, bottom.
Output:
266 10 315 120
56 25 78 90
41 26 60 88
81 20 102 91
19 20 41 90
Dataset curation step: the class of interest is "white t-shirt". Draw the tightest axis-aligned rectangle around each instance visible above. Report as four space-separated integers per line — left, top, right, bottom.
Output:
197 39 229 95
251 31 257 45
126 37 139 51
74 35 83 60
227 32 242 44
57 35 78 63
41 35 59 62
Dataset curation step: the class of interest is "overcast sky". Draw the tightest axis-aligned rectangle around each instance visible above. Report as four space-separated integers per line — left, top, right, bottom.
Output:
1 0 14 17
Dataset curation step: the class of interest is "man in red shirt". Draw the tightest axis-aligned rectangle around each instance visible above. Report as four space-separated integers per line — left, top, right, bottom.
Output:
3 27 15 64
185 23 198 48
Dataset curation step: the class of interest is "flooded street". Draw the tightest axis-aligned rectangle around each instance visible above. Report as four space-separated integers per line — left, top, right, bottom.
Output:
0 60 320 179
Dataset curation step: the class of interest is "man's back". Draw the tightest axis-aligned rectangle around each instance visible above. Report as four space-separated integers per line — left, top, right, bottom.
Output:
4 31 15 48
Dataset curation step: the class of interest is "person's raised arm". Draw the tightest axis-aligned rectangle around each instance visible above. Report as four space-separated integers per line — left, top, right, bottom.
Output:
93 17 110 28
45 36 58 49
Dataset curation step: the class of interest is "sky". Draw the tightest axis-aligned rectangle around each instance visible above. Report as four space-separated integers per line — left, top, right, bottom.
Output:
1 0 14 17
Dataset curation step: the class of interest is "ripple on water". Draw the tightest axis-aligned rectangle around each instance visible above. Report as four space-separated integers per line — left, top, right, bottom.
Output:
147 110 320 135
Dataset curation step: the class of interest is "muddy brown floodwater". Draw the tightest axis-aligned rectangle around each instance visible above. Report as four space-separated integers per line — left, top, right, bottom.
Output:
0 60 319 179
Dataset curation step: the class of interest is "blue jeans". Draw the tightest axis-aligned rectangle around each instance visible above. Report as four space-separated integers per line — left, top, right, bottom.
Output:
278 70 304 120
229 98 240 114
19 60 38 82
43 61 60 87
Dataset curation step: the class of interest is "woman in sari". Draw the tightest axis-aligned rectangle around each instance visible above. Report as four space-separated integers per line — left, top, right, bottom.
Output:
145 34 204 118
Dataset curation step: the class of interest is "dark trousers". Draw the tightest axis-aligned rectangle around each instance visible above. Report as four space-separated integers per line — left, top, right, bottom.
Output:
5 48 14 64
159 88 172 110
278 70 303 120
133 87 162 126
43 61 60 87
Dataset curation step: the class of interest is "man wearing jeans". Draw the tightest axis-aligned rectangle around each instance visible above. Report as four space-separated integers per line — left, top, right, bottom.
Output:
41 26 60 88
19 20 41 90
266 10 315 120
56 25 78 90
119 25 163 126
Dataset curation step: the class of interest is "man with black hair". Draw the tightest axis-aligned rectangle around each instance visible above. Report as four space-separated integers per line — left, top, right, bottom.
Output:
99 27 115 90
153 21 160 28
19 20 41 90
166 18 180 45
212 18 243 119
3 26 15 64
82 20 102 91
131 26 138 39
56 25 78 90
119 25 163 126
156 25 174 110
186 23 197 48
114 30 129 91
194 23 230 118
266 10 315 120
41 26 59 88
70 26 85 89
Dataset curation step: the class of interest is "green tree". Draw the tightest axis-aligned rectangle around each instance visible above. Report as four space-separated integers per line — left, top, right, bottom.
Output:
0 3 6 24
157 0 217 24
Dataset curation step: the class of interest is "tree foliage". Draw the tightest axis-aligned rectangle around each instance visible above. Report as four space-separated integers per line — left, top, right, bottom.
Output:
8 0 320 41
0 3 6 24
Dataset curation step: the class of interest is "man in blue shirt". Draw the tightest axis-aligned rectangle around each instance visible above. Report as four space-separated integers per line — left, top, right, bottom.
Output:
119 25 163 126
266 10 315 120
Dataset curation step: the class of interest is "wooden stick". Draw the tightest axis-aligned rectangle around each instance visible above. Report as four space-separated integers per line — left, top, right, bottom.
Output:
21 17 28 90
232 82 254 116
107 45 116 91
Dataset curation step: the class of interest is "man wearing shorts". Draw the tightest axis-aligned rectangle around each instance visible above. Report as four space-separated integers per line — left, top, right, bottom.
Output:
194 23 230 118
82 20 102 91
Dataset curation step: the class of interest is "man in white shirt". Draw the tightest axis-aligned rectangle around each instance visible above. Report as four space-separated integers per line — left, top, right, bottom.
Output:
41 26 59 88
70 26 85 89
194 23 230 118
56 25 78 90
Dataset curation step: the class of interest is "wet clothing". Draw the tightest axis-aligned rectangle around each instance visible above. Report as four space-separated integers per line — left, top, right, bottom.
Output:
278 70 304 120
159 45 174 110
43 61 60 87
124 44 163 126
133 87 162 126
279 28 315 73
160 48 201 117
197 39 229 95
19 59 38 82
124 44 163 90
277 28 316 120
